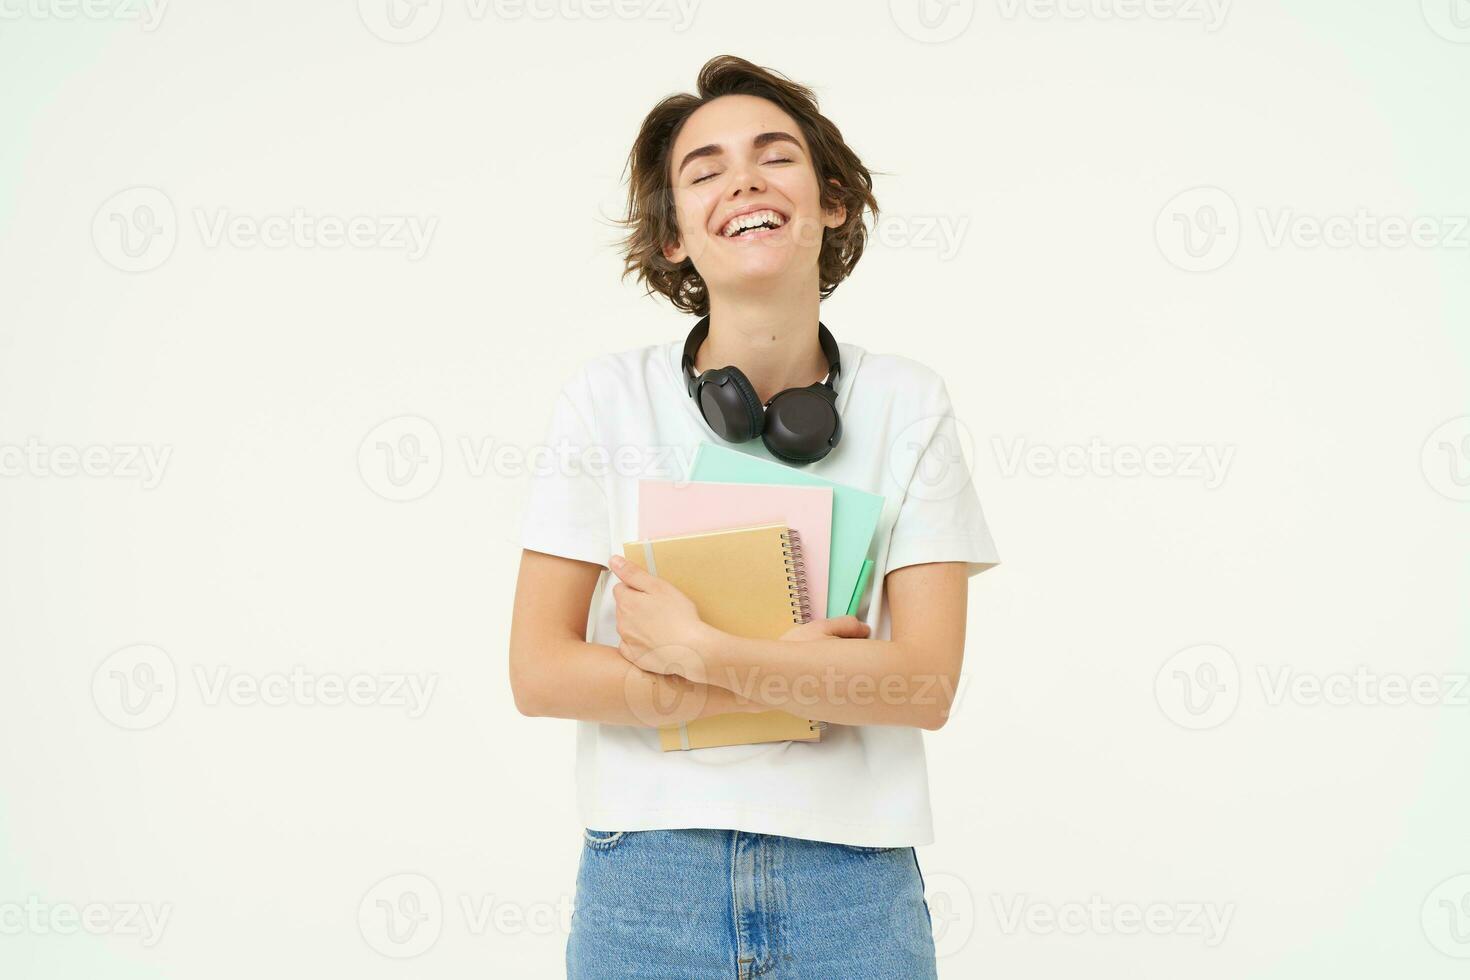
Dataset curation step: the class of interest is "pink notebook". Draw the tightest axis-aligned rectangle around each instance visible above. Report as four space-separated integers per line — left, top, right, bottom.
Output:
637 480 833 613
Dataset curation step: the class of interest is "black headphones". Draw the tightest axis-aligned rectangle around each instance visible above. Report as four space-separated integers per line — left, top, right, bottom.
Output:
682 314 843 465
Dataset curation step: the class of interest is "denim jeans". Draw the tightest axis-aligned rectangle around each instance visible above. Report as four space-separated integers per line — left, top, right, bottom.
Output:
567 827 938 979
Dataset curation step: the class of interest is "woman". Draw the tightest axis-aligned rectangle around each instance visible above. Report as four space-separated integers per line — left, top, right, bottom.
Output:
510 55 1000 979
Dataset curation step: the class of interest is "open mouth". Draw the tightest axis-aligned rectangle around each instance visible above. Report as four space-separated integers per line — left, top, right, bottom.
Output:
720 208 788 239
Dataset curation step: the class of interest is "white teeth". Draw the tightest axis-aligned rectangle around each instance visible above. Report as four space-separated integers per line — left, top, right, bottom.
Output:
721 209 785 237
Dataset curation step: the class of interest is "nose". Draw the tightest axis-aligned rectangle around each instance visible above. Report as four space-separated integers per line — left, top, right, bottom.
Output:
727 158 765 196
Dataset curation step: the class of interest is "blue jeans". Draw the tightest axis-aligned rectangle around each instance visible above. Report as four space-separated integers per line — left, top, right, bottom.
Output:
567 827 938 979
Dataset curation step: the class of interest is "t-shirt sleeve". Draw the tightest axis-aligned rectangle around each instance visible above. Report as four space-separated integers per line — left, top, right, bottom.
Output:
518 369 612 568
884 381 1001 578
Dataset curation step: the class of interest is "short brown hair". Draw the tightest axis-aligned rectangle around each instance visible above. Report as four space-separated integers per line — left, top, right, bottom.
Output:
618 55 880 316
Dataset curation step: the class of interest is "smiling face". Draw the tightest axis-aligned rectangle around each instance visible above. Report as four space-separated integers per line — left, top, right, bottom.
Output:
661 94 846 297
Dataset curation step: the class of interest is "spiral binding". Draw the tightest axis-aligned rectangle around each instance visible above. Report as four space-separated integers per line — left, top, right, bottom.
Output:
780 528 812 625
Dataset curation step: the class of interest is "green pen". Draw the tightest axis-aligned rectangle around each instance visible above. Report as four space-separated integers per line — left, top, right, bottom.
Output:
844 559 875 617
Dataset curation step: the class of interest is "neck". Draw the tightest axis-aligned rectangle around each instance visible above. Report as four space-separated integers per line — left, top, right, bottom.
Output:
695 285 829 405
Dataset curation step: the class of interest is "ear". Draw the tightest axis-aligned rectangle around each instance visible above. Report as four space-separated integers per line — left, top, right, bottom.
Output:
823 177 848 229
661 238 687 264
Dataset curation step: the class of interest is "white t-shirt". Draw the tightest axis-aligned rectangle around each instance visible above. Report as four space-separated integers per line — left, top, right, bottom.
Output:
518 334 1000 847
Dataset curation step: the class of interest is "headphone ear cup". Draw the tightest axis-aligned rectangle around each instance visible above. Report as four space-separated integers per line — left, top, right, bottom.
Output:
762 384 841 463
695 367 765 443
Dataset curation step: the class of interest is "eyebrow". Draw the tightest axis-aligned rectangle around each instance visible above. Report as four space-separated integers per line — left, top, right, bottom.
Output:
675 131 803 178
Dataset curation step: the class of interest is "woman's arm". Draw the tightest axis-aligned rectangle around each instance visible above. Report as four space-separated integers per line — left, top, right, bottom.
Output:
509 549 760 726
611 558 970 730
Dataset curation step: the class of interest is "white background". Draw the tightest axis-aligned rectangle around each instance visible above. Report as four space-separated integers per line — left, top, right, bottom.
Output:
2 1 1468 977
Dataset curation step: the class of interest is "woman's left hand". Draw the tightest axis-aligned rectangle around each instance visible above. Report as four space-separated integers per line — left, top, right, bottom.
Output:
609 555 711 681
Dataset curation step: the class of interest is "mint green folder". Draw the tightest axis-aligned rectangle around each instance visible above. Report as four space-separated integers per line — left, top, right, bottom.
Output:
689 443 885 619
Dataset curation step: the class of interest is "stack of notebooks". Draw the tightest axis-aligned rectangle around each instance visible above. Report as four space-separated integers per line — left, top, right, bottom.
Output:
624 443 886 752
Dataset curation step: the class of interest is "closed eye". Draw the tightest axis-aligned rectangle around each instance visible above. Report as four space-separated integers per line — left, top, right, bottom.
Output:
692 157 794 185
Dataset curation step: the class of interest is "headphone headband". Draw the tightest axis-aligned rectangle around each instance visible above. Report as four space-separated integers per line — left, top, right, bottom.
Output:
680 315 845 465
681 315 841 397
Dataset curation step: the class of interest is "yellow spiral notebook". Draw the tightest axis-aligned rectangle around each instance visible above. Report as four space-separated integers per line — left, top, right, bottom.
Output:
621 523 825 751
